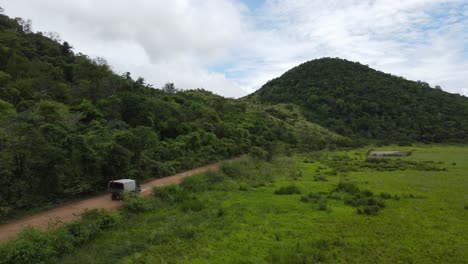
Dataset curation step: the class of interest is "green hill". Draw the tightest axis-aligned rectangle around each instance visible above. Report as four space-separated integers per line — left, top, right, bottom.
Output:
250 58 468 143
0 13 343 217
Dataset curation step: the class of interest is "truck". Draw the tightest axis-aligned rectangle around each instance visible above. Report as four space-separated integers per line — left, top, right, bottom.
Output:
108 179 141 200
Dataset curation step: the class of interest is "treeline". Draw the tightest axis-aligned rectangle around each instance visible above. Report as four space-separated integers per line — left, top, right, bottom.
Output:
0 13 346 218
252 58 468 143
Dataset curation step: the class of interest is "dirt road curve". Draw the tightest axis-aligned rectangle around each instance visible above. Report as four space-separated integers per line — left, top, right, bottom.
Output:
0 162 220 242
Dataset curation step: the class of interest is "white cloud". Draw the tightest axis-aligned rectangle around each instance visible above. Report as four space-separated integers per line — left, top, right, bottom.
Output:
241 0 468 95
0 0 251 97
0 0 467 97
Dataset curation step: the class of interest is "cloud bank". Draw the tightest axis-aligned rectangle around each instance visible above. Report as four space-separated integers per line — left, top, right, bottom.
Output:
1 0 467 97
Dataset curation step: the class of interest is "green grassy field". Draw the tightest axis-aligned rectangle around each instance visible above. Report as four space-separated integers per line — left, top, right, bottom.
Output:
42 145 468 263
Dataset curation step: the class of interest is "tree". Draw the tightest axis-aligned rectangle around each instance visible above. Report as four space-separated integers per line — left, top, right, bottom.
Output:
61 41 72 55
15 18 32 33
163 82 177 94
45 31 61 42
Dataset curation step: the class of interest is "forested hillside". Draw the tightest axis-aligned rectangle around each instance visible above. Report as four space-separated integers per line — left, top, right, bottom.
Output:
251 58 468 143
0 13 345 217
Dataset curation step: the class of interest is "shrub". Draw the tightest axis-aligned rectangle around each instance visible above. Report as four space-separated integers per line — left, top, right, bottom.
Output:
252 182 266 188
205 170 226 184
177 224 197 239
327 192 341 200
289 170 303 179
180 174 209 193
336 181 360 194
220 161 243 179
300 196 310 203
0 210 118 264
180 197 204 212
380 192 392 199
314 175 328 182
81 209 119 230
362 205 381 215
238 184 249 191
217 208 226 217
211 178 240 191
66 219 100 246
153 184 181 202
318 198 328 211
308 192 322 200
274 185 301 195
249 146 268 161
0 206 12 221
266 240 329 263
149 228 171 245
122 193 154 213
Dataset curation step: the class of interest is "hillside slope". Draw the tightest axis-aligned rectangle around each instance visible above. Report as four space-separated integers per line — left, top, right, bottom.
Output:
0 13 344 217
251 58 468 143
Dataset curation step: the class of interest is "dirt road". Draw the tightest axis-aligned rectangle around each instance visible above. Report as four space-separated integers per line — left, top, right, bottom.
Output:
0 162 220 242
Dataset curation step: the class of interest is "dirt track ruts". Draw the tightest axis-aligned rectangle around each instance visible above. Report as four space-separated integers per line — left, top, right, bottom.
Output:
0 162 220 242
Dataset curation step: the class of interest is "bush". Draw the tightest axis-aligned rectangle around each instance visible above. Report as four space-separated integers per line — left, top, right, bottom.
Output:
274 185 301 195
362 205 381 215
66 219 100 246
380 192 392 199
177 224 197 239
180 174 209 193
149 228 171 245
0 206 12 221
0 226 71 264
220 161 243 179
154 184 189 202
314 175 328 182
0 209 120 264
249 146 268 161
217 208 226 217
336 181 360 194
266 240 329 263
308 192 322 200
211 178 240 191
238 183 249 191
327 192 341 200
180 198 204 212
205 170 226 184
81 209 119 230
318 198 328 211
122 193 154 213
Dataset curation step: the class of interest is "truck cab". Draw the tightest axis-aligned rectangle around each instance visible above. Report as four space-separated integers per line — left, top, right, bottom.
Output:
108 179 141 200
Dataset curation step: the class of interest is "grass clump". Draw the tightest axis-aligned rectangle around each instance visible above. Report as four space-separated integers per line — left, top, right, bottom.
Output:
380 192 392 199
153 184 193 204
314 175 328 182
267 239 333 263
336 180 386 215
274 185 301 195
122 193 155 214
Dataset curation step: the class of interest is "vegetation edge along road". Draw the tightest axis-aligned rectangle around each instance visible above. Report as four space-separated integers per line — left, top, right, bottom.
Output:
0 161 222 242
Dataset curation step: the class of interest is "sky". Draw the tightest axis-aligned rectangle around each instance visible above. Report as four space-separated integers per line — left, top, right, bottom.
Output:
1 0 467 98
